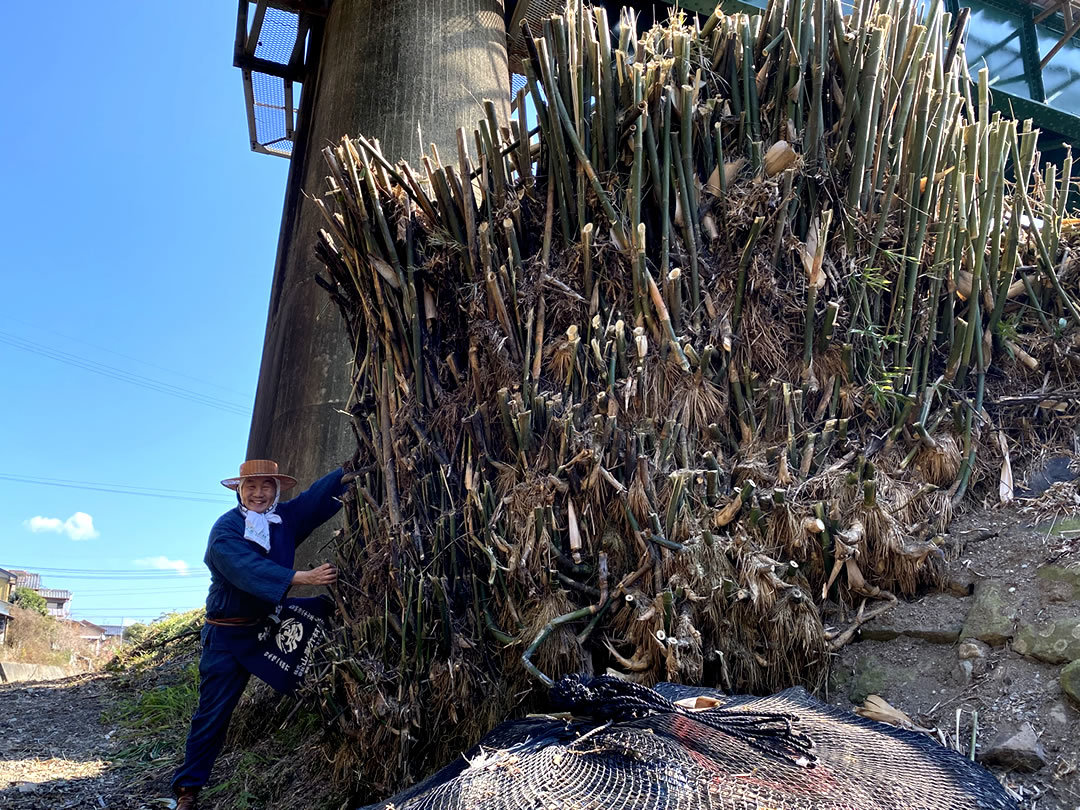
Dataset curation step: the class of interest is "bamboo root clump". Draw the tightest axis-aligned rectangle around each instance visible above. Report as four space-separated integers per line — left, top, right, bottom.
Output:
307 0 1080 797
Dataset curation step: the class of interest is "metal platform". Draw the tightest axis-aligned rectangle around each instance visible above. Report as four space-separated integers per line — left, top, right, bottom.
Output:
235 0 1080 158
234 1 328 158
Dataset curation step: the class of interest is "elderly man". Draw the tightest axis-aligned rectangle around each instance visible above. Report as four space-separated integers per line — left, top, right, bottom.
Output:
171 459 349 810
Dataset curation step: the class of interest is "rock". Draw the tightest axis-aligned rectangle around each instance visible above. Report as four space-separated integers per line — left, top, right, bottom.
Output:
849 656 888 705
957 639 992 677
1036 565 1080 603
978 723 1049 773
828 664 852 697
960 581 1016 646
16 782 39 794
1062 659 1080 708
860 593 965 644
1013 618 1080 664
952 659 974 685
958 639 989 660
1048 701 1072 725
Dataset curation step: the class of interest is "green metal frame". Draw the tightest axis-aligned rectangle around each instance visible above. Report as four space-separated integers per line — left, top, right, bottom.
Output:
1019 3 1047 101
680 0 1080 145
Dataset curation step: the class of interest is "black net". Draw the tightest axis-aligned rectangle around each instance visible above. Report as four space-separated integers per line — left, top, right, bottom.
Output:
359 680 1016 810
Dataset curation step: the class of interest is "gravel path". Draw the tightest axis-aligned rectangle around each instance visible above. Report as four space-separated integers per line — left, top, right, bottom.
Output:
0 674 166 810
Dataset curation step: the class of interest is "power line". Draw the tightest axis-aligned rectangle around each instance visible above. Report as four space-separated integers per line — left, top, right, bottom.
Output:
66 586 210 596
6 566 203 573
6 575 207 581
3 566 210 580
0 472 233 504
72 613 198 621
70 605 202 611
15 573 208 580
65 587 210 591
0 329 251 416
3 315 251 398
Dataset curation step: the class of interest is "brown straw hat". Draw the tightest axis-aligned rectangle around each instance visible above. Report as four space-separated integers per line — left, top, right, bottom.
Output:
221 459 298 492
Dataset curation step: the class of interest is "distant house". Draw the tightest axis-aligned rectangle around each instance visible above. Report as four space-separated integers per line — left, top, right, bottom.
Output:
38 589 73 618
101 624 126 641
0 568 16 645
9 570 72 618
71 619 106 642
11 570 40 590
67 619 112 654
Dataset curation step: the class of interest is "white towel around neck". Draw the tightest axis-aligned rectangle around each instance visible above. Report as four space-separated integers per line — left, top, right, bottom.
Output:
238 481 282 552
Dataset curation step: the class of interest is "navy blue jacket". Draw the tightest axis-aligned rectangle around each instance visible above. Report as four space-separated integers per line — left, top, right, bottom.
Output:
203 468 346 620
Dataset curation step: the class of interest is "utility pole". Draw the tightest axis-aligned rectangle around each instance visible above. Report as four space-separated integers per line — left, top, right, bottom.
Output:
242 0 510 564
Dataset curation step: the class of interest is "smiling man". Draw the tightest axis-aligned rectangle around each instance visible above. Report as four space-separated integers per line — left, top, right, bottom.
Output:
171 459 350 809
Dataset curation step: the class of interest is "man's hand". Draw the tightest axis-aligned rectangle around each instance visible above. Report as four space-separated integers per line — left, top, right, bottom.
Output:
292 563 338 587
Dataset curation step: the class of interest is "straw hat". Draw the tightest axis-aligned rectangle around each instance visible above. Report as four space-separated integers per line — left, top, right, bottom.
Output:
221 459 298 492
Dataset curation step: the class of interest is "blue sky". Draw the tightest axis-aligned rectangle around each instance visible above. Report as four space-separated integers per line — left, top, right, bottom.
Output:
1 3 291 624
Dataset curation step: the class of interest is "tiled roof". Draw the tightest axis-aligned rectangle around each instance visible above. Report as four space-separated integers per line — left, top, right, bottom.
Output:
101 625 125 637
39 589 72 601
0 568 16 582
10 570 41 590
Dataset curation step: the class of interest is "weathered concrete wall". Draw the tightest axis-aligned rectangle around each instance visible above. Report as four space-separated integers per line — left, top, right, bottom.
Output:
247 0 510 570
0 661 69 683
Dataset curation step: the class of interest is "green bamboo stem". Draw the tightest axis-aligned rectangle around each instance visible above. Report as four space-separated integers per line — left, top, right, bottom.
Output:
661 91 673 274
680 84 702 317
531 33 628 252
847 23 886 208
671 138 700 321
733 216 765 334
593 6 616 169
1009 130 1080 326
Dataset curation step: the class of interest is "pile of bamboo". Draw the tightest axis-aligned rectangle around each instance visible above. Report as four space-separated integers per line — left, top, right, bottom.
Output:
308 0 1079 795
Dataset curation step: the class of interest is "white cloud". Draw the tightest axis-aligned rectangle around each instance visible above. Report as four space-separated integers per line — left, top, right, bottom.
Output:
25 516 63 533
134 556 190 576
23 512 100 541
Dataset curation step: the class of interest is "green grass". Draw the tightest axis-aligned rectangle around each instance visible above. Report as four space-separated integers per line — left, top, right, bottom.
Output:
105 661 200 766
200 751 275 809
113 663 200 728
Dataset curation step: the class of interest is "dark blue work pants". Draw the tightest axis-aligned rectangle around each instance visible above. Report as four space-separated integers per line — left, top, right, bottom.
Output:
171 629 252 790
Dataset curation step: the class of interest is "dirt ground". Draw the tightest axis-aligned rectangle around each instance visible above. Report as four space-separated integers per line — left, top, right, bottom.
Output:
0 673 162 809
1 503 1077 810
828 505 1080 809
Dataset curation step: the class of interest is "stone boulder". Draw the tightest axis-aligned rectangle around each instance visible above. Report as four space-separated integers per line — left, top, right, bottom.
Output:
860 593 965 644
1036 565 1080 603
978 723 1049 773
1013 617 1080 665
1062 659 1080 708
960 580 1016 646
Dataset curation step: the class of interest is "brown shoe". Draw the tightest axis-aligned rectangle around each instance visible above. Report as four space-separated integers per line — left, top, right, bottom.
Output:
174 786 199 810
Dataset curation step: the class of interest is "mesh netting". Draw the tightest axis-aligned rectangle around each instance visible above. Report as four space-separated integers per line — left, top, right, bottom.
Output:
359 682 1016 810
253 6 300 64
251 71 294 156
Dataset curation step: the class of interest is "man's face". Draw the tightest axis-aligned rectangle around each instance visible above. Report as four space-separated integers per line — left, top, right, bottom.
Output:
239 477 277 513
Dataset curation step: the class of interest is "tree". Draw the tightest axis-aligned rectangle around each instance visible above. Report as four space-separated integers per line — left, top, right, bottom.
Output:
122 622 149 644
12 587 48 616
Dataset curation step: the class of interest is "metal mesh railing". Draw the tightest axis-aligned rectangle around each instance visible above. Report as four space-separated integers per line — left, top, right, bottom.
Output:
251 71 295 157
238 2 309 158
253 6 300 64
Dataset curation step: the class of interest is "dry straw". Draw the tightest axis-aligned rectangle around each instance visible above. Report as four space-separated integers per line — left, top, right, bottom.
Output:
307 0 1079 796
